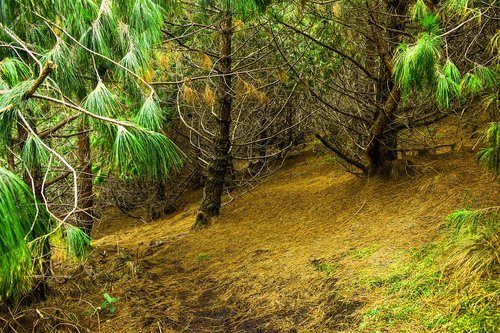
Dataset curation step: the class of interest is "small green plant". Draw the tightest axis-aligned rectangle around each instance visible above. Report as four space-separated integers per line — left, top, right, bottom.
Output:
99 293 120 314
196 253 209 262
313 262 335 276
345 245 379 259
321 156 340 164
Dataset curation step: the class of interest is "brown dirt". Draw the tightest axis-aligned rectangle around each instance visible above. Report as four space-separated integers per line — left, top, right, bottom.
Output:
2 143 498 333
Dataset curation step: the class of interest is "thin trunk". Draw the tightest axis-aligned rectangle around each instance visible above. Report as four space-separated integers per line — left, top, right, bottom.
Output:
366 86 401 172
77 117 94 234
366 0 408 173
7 137 15 170
197 15 233 227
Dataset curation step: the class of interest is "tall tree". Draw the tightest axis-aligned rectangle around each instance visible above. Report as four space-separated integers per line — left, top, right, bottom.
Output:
277 0 498 175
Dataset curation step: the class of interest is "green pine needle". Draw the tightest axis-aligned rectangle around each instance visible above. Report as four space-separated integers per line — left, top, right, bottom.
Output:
443 60 461 83
436 73 450 108
411 0 428 22
111 125 182 180
21 134 50 170
130 0 163 45
0 167 51 301
461 73 483 95
393 33 442 96
421 14 441 35
136 95 164 131
82 81 120 142
474 66 498 89
0 58 31 87
478 122 500 174
65 225 91 259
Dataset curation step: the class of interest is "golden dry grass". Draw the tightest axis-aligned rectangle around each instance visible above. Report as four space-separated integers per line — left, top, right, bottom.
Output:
6 144 498 333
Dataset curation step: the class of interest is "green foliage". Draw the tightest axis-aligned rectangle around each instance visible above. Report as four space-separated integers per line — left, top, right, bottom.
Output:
313 261 335 276
321 156 340 164
136 95 164 131
21 134 50 170
99 293 120 314
0 58 31 87
129 0 164 44
393 33 442 97
0 167 51 301
200 0 272 16
43 39 82 97
81 81 120 142
460 73 482 95
111 125 182 179
359 207 500 332
444 0 471 16
478 122 500 174
436 64 460 109
442 59 461 84
65 225 92 259
196 253 209 261
421 14 441 35
411 0 428 22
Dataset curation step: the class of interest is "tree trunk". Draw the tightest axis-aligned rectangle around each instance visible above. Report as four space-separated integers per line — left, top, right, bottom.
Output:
366 86 401 172
366 0 408 174
197 15 233 227
77 117 94 234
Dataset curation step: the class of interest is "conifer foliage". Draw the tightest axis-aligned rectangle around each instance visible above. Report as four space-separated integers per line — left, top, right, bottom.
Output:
0 0 182 300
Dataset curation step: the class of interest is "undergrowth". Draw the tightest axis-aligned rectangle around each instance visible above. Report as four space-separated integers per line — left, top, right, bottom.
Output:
359 207 499 332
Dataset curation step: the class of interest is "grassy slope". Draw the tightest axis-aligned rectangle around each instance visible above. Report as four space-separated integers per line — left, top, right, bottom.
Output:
3 145 498 332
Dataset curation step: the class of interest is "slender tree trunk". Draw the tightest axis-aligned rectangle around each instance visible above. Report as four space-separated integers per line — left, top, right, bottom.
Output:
366 0 408 174
7 137 15 170
197 15 233 227
77 117 94 234
366 86 401 172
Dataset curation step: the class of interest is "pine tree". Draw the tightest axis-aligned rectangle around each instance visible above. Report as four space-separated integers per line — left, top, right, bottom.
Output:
0 0 182 301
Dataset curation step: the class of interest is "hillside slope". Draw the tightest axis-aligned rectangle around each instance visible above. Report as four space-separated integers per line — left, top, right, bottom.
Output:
7 147 499 333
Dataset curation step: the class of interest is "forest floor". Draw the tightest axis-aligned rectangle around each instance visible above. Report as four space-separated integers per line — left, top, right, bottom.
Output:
4 140 499 333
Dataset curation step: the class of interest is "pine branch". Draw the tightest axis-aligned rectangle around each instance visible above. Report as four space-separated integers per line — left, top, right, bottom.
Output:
38 114 80 139
23 60 56 98
277 19 378 82
315 133 367 172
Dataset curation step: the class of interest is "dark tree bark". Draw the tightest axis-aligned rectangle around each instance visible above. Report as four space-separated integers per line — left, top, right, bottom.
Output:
366 0 408 174
196 15 233 227
77 117 94 234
